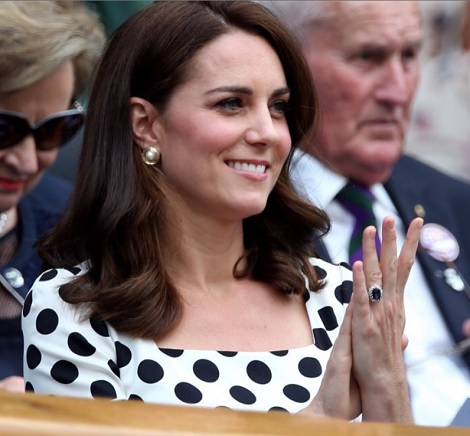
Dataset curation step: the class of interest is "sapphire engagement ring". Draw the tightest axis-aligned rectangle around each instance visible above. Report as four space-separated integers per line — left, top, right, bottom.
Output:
368 284 383 302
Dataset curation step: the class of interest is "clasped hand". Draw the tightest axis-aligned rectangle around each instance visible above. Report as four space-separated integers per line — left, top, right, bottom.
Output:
304 216 423 422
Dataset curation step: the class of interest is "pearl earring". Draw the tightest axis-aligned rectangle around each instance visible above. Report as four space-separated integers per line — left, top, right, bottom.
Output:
142 147 160 165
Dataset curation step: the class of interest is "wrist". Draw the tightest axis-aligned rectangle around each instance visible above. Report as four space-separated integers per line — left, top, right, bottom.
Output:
360 377 412 423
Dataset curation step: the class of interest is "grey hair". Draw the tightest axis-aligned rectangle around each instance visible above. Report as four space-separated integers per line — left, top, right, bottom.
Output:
0 1 106 96
261 1 335 45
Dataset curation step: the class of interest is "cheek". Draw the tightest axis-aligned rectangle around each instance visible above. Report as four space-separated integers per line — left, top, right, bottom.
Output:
310 60 364 113
279 130 292 161
407 71 420 107
37 150 59 171
318 76 362 116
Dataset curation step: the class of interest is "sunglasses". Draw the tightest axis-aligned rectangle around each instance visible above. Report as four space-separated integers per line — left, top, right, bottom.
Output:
0 101 85 151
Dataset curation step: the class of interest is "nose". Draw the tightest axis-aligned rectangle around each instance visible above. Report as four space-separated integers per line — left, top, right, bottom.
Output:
3 135 40 176
244 106 281 147
374 57 412 106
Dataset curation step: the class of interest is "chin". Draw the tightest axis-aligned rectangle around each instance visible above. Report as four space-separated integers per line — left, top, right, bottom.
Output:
236 200 269 220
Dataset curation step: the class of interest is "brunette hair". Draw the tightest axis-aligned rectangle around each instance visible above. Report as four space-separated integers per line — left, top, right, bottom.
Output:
38 1 329 338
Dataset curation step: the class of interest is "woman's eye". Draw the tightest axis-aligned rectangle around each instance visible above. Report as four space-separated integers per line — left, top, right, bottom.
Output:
216 97 242 110
270 100 289 116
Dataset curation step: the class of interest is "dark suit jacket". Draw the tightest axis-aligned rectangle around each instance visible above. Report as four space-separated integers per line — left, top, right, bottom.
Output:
315 155 470 370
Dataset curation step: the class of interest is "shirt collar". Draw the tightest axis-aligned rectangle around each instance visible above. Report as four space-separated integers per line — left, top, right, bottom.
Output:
291 149 347 209
290 149 398 214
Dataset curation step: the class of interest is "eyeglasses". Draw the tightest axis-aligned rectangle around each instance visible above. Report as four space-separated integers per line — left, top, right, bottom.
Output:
0 101 84 151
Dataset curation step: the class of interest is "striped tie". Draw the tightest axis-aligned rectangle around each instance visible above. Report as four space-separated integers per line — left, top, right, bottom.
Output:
335 183 381 264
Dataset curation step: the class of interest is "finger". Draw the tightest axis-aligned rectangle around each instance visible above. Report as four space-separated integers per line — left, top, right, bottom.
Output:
396 218 423 299
463 319 470 338
333 300 354 358
402 334 409 351
351 261 371 321
379 216 398 295
361 226 382 291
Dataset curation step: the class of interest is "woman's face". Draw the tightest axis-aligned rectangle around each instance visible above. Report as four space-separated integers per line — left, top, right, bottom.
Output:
0 61 75 214
155 30 291 222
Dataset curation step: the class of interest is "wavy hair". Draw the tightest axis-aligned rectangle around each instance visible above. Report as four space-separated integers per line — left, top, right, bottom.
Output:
38 1 330 338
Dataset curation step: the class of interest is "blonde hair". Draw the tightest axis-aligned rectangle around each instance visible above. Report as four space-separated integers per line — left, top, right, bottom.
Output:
0 1 106 97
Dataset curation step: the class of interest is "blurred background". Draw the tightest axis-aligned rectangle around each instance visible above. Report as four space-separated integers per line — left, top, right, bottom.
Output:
49 1 470 184
406 0 470 182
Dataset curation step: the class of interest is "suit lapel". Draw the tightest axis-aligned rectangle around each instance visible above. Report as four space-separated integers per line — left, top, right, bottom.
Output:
385 157 470 369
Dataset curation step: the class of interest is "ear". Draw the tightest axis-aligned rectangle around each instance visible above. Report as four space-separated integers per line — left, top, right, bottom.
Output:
130 97 162 152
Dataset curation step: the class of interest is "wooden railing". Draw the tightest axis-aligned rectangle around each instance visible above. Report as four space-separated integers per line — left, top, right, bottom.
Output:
0 391 467 435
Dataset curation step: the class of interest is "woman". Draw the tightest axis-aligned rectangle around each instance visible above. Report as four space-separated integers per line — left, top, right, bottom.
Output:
22 1 422 422
0 1 105 391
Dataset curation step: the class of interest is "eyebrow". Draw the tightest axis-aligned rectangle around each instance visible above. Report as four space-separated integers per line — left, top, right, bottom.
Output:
205 86 290 97
356 39 423 53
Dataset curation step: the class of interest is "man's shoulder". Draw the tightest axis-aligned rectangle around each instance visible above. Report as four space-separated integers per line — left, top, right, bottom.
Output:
393 155 470 187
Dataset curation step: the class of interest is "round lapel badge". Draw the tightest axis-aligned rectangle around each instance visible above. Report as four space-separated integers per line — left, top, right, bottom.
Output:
3 267 25 289
419 223 460 263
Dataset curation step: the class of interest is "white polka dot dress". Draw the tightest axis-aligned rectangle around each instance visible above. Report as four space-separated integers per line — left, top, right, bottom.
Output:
22 258 352 413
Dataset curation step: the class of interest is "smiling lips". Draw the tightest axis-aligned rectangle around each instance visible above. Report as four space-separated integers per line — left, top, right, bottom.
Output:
227 161 267 175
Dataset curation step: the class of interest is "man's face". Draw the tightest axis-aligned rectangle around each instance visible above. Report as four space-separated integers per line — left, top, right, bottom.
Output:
302 1 422 185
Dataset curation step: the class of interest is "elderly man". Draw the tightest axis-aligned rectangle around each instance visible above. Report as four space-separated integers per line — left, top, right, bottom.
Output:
268 0 470 427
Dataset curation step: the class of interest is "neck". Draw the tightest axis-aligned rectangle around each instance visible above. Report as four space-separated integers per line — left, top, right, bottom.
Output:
168 218 246 290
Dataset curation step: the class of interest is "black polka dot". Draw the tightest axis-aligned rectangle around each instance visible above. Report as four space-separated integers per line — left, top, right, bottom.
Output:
193 359 219 382
115 341 132 368
246 360 272 384
335 280 353 304
340 262 352 270
25 382 34 393
26 345 42 370
50 360 79 384
269 406 288 412
91 380 117 399
271 350 288 356
318 306 338 331
23 290 33 317
159 348 183 358
303 289 310 303
218 351 237 357
65 266 82 275
68 332 96 357
313 328 332 351
36 308 59 335
175 382 203 404
230 386 256 405
128 394 143 401
298 357 322 378
283 384 310 403
39 269 58 281
314 266 327 280
108 359 120 377
90 316 109 337
137 359 164 384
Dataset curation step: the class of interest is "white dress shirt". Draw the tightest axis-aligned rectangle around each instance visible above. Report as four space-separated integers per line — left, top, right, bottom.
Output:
290 150 470 426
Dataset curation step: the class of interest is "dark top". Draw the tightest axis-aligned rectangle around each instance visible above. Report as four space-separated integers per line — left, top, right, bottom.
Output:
0 173 72 379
